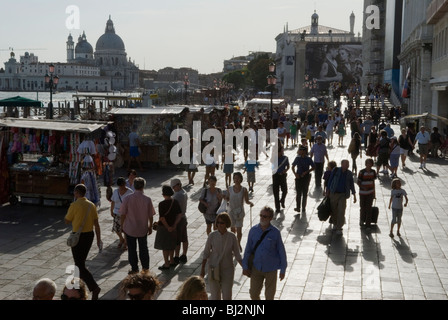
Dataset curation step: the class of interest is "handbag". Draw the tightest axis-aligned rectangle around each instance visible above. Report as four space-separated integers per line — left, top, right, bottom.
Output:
248 230 270 270
67 206 91 247
198 189 208 214
317 196 331 222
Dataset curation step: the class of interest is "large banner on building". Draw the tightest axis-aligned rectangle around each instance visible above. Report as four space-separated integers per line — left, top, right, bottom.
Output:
305 43 363 92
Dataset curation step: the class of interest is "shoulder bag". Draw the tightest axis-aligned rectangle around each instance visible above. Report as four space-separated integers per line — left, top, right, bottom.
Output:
198 188 208 214
67 206 91 247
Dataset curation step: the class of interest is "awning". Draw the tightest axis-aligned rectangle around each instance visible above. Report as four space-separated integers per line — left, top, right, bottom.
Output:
108 107 188 115
0 118 108 133
400 113 448 126
0 96 43 107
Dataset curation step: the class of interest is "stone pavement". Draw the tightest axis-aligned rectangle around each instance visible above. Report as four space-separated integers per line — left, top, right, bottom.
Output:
1 119 448 300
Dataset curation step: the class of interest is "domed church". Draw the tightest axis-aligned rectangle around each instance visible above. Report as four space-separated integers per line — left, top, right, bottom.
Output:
66 15 139 90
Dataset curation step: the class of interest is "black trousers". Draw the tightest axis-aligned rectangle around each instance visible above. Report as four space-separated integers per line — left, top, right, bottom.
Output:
71 231 99 292
295 174 311 210
314 162 324 187
272 173 287 210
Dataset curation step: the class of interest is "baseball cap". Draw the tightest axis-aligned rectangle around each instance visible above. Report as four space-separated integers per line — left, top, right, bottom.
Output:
170 179 181 188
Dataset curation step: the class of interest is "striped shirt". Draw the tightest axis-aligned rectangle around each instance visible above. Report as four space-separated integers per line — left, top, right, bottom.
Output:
357 169 377 196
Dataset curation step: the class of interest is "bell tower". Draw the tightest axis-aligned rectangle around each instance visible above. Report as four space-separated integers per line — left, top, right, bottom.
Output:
67 33 74 62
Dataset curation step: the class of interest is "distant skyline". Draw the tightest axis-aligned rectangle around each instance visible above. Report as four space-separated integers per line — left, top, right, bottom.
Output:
0 0 364 75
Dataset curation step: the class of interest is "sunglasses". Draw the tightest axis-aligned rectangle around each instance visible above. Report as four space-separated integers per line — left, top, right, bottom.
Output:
128 292 146 300
61 294 82 300
259 214 271 219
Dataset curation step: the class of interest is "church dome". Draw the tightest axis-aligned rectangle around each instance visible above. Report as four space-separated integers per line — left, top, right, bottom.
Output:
75 32 94 54
95 16 125 51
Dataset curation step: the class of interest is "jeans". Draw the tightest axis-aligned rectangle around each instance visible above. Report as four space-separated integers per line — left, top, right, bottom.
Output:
71 231 99 292
295 174 311 210
125 234 150 272
272 174 287 210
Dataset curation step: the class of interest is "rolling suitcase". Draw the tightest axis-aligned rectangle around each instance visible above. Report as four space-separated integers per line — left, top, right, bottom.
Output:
371 205 379 224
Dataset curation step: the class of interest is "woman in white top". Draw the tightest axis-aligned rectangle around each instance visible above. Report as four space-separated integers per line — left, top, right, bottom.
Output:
225 172 253 250
110 177 134 249
200 213 242 300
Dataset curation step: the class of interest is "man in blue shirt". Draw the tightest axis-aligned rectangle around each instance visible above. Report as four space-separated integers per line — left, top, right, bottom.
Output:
242 206 287 300
292 145 315 214
326 159 357 235
309 135 329 189
271 147 290 213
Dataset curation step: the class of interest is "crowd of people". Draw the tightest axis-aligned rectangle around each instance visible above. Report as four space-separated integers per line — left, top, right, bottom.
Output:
36 89 447 301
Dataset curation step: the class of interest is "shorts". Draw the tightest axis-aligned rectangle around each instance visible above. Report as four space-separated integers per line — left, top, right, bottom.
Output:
129 146 140 157
247 171 256 183
228 208 245 228
377 152 389 167
391 208 403 224
400 148 409 155
419 144 429 155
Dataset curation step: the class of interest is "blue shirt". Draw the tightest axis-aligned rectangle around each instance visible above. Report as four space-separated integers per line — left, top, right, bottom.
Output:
310 143 328 163
242 224 287 274
292 156 315 176
244 161 259 172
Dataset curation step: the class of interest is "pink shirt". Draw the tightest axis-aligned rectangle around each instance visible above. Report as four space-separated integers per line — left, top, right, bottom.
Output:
119 190 155 237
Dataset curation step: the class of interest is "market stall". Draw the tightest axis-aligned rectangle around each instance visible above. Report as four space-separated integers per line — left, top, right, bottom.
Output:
0 118 110 206
0 96 44 118
108 107 189 168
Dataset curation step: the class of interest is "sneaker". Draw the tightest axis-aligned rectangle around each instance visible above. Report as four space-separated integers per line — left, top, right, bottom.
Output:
419 164 423 169
423 162 426 169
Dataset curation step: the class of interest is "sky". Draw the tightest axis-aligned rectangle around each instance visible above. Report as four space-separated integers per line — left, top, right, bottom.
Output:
0 0 365 75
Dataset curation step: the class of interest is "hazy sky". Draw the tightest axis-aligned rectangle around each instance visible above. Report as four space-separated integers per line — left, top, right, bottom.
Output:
0 0 364 74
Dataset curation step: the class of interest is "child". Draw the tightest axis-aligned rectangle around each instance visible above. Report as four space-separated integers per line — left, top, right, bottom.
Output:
323 160 337 197
388 178 408 238
243 159 259 192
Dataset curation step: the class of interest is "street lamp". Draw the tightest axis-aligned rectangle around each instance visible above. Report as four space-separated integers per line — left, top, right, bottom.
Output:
44 63 59 119
267 62 277 119
184 74 189 105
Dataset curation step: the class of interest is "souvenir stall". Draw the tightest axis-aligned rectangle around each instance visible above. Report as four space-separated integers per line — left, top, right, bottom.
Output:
108 107 189 168
0 118 109 206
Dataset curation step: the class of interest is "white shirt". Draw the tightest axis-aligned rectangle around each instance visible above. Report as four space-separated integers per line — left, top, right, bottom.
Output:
111 187 134 215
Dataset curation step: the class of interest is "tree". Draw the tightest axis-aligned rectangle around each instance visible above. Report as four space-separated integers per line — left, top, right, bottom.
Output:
222 70 247 91
246 54 272 91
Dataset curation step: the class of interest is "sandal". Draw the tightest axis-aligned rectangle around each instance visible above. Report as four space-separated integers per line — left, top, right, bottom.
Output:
117 241 123 248
397 232 401 237
389 232 394 238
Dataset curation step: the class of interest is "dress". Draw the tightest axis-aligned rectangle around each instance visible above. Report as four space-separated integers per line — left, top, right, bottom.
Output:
154 199 182 251
201 188 222 224
228 186 246 228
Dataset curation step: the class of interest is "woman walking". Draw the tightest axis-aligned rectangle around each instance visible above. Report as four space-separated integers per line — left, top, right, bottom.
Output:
398 128 412 168
199 176 223 235
154 186 182 270
200 213 242 300
225 172 254 250
348 132 362 175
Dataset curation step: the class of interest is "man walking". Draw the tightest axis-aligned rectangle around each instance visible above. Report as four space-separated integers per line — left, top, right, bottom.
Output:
414 126 431 169
65 184 102 300
120 177 155 274
292 145 315 214
309 135 329 189
326 160 357 235
271 147 290 213
242 206 287 300
171 178 189 265
357 159 377 231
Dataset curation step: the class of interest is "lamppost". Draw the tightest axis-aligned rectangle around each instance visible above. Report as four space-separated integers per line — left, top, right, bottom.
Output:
44 64 59 119
267 62 277 119
184 73 189 105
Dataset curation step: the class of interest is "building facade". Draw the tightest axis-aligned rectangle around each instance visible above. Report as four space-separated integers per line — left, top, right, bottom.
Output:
427 0 448 131
0 16 139 92
398 0 434 115
275 11 362 100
